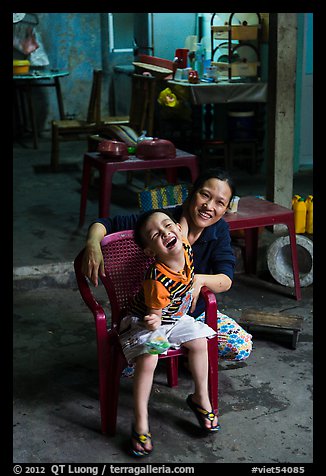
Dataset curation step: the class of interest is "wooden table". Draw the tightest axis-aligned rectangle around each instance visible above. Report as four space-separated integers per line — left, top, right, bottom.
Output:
78 149 199 227
13 69 69 148
224 196 302 301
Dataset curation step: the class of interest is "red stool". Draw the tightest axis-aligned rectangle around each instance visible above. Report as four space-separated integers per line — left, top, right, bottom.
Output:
224 196 302 301
79 150 199 227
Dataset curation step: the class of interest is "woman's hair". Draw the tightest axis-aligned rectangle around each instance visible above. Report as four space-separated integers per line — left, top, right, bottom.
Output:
134 208 176 249
187 168 236 205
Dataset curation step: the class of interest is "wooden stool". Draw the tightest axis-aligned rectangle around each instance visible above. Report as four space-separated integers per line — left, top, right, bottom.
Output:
238 309 303 349
224 196 302 301
201 140 229 170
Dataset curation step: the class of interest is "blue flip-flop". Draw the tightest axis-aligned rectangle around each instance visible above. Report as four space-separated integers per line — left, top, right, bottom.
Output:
130 426 153 457
186 394 220 432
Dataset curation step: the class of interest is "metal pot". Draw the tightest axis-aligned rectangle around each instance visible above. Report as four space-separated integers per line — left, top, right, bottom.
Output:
136 138 176 160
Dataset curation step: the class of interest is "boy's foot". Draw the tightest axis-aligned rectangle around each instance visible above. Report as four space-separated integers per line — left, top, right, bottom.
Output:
186 394 220 432
131 426 153 457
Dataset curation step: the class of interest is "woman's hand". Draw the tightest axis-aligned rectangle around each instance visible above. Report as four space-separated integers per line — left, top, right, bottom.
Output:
190 274 206 313
81 223 107 286
144 313 162 331
190 273 232 313
178 215 189 238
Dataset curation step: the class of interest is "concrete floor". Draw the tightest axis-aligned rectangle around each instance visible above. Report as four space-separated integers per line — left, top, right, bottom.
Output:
13 134 313 464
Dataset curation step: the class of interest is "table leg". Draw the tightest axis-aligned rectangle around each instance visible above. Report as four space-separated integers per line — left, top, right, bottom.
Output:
188 161 199 182
54 77 65 119
25 84 38 149
287 222 302 301
204 104 213 140
99 167 114 218
243 228 259 274
165 168 178 184
79 157 92 227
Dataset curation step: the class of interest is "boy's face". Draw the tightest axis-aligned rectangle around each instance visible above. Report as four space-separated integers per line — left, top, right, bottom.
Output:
141 212 183 260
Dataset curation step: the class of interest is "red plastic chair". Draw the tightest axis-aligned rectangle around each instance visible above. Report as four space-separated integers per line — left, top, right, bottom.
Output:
74 230 218 436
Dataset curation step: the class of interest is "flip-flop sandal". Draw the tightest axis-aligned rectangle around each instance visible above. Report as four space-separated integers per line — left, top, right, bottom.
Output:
186 394 220 432
130 426 153 457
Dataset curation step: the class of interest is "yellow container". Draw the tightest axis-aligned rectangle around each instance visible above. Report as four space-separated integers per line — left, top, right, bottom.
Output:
292 194 301 207
293 197 306 234
13 60 30 75
305 195 313 234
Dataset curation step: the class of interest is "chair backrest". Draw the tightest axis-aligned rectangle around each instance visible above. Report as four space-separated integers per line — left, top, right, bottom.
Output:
87 69 102 124
128 73 158 136
100 230 155 328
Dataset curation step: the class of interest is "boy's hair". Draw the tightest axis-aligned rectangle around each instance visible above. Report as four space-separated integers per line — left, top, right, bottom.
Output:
134 208 177 249
187 168 236 206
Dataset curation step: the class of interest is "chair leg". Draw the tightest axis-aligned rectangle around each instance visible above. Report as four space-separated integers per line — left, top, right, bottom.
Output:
100 338 126 436
207 335 218 415
166 356 179 387
51 122 60 171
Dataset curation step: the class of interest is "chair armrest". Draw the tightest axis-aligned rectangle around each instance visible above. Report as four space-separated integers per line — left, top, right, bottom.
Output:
74 249 109 331
200 286 218 332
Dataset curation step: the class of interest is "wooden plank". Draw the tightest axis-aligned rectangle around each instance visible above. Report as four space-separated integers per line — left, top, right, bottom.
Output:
137 54 174 71
132 62 173 78
239 309 303 331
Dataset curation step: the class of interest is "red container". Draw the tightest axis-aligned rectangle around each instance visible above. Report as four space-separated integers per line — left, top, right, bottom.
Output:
188 70 199 84
174 48 189 69
97 140 129 160
136 138 176 160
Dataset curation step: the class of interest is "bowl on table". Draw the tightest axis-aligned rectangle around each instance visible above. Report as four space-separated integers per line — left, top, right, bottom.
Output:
136 138 176 160
97 140 129 161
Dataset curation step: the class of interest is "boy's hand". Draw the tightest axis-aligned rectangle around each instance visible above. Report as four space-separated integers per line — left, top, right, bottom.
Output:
144 313 162 331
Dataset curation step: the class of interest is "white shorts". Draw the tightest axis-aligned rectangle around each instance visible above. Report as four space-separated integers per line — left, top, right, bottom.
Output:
119 314 216 363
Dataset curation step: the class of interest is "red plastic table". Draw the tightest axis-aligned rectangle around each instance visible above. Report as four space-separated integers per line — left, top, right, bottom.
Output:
224 196 301 300
79 149 199 227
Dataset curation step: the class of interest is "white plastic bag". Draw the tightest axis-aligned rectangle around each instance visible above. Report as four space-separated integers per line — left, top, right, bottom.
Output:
145 327 171 355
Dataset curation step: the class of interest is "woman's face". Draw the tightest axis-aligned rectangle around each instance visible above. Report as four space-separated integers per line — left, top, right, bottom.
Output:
188 178 232 229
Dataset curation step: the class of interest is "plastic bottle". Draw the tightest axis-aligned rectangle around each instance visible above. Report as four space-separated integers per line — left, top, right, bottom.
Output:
293 197 306 234
305 195 313 234
292 194 301 208
195 43 206 79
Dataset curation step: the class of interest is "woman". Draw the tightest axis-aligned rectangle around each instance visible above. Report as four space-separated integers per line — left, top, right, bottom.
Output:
82 168 252 362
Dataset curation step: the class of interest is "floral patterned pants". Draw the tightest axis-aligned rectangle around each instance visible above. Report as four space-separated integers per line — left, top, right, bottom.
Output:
196 310 253 361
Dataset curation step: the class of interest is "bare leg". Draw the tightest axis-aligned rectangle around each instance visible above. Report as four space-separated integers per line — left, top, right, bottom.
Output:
183 338 218 429
132 353 158 452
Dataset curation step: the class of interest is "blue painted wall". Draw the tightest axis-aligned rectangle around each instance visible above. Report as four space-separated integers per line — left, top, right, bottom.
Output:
35 13 102 124
18 13 312 172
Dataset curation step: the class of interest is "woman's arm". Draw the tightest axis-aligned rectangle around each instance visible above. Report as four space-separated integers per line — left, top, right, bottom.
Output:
190 273 232 313
81 222 107 286
81 214 140 286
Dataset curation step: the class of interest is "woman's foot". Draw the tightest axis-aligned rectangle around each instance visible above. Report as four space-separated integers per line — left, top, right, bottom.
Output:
131 425 153 456
186 394 220 432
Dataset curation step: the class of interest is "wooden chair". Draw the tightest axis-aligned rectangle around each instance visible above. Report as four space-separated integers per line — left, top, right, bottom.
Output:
74 230 219 436
87 73 160 185
50 69 129 171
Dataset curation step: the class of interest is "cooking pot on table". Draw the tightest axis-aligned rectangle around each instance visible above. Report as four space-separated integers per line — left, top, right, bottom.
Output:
97 140 129 160
136 138 176 160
